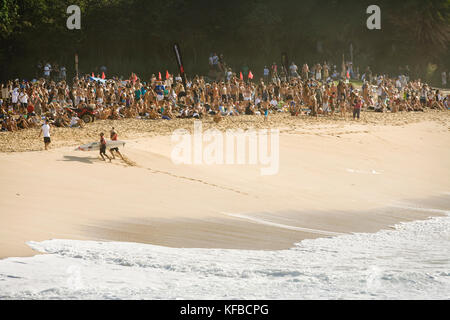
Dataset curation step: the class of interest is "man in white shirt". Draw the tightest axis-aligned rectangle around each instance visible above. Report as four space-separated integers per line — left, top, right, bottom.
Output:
19 90 28 107
39 119 51 150
44 63 51 78
208 54 214 68
395 78 402 91
289 62 298 78
60 66 67 80
11 88 19 105
226 68 232 82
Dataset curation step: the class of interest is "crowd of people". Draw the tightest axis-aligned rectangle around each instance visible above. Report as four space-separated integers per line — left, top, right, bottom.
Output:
0 61 449 133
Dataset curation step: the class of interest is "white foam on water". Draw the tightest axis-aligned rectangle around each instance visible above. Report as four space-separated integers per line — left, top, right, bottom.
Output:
0 210 449 300
389 203 450 215
223 212 344 236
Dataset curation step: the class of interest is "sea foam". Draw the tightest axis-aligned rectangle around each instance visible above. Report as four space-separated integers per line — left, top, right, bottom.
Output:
0 210 449 300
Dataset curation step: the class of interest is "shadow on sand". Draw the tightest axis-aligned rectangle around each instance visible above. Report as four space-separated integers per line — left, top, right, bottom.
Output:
60 155 98 164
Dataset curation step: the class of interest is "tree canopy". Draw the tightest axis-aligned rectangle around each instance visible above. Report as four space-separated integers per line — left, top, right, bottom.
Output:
0 0 449 83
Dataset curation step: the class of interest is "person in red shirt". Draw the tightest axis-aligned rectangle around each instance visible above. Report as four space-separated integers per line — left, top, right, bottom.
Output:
27 104 35 118
353 96 362 120
109 127 124 160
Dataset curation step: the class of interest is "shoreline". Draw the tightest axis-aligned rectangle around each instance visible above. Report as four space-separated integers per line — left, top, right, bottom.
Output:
1 196 449 259
0 114 450 259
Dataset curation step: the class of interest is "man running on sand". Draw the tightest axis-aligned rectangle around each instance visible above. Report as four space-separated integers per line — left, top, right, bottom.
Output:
39 119 51 150
99 132 111 162
109 127 124 160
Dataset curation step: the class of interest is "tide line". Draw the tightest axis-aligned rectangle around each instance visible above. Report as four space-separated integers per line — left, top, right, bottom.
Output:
389 204 450 215
221 212 345 237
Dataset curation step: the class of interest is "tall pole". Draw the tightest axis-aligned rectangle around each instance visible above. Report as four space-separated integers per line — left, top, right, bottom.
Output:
350 43 353 64
75 53 79 79
173 43 187 90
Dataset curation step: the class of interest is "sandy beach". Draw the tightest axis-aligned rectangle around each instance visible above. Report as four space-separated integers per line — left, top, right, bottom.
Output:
1 111 450 259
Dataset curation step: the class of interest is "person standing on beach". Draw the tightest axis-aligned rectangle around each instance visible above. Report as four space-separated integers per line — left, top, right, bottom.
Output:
353 96 362 120
99 132 111 162
109 127 124 160
302 63 309 80
263 66 270 84
39 119 51 150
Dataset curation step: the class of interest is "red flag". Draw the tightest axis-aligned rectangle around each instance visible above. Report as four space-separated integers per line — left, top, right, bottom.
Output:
166 70 170 80
240 72 243 81
91 72 94 77
101 72 105 79
134 73 138 82
158 72 162 80
346 71 350 79
248 71 254 80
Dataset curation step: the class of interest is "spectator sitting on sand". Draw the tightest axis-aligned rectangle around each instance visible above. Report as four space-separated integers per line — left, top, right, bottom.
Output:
70 114 84 128
0 63 446 134
16 115 29 129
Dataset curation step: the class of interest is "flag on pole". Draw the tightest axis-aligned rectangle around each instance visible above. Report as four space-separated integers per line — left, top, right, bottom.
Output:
92 72 94 77
248 71 254 80
240 72 243 81
173 43 187 89
101 72 105 79
166 70 170 80
158 72 162 80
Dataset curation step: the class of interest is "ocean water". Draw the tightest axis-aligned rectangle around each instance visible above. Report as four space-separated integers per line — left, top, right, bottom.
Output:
0 209 449 300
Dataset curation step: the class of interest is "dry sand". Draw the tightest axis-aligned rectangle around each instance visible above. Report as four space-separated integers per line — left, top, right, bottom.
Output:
1 111 450 258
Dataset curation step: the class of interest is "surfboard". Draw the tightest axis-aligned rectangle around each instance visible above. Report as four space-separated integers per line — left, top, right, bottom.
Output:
77 140 126 151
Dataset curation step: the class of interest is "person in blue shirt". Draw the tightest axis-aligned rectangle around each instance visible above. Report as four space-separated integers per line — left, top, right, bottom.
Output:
140 86 147 98
155 83 164 96
134 87 141 101
155 82 165 107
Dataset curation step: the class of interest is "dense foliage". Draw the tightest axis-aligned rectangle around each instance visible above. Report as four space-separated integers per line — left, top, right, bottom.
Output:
1 0 449 83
